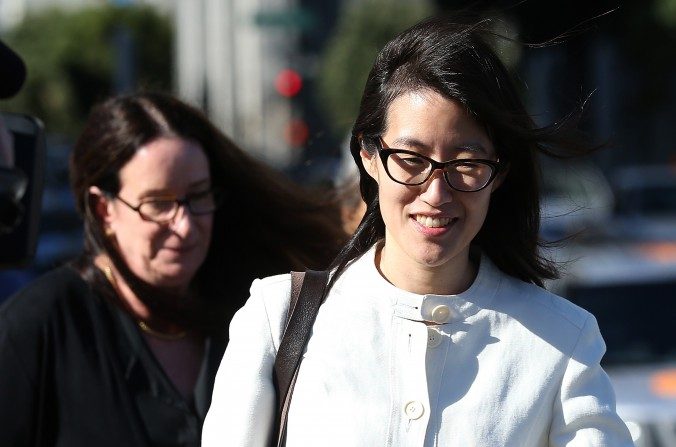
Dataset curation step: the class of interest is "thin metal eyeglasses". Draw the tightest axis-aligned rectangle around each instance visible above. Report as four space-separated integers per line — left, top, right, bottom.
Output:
111 188 223 224
375 137 502 192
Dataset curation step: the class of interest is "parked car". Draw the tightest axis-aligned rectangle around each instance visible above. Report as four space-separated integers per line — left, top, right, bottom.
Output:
548 241 676 446
602 164 676 242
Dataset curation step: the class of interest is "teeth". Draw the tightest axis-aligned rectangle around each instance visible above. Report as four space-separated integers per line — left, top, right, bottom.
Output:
415 215 451 228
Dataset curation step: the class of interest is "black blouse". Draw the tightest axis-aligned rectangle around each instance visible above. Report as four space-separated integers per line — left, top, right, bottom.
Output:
0 265 227 447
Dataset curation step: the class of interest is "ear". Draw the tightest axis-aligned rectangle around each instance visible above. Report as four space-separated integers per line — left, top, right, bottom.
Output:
491 164 509 193
359 147 379 184
88 186 115 227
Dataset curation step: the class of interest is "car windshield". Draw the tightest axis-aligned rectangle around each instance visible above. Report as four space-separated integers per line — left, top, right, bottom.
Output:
566 280 676 366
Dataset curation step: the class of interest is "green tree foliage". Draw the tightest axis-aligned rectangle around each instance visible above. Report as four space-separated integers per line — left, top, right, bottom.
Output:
2 5 172 136
317 0 433 138
655 0 676 28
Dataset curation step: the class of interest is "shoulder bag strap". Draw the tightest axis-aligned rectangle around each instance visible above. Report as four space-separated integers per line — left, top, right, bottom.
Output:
272 269 329 447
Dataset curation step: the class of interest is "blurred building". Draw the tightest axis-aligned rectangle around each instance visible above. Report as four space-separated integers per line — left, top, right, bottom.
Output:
175 0 303 167
1 0 313 167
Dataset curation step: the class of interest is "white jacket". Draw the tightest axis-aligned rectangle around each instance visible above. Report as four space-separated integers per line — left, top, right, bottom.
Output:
203 246 634 446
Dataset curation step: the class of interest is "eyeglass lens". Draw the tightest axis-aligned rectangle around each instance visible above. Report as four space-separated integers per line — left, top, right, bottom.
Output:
138 191 218 222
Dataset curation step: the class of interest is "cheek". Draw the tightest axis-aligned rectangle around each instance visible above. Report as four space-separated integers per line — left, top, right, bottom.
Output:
377 181 417 221
464 192 493 225
113 220 163 258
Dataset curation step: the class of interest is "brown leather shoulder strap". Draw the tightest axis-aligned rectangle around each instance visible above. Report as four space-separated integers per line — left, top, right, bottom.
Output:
287 271 304 326
272 270 328 447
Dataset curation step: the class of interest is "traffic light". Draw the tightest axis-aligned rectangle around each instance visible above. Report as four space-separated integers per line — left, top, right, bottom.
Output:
274 67 309 148
274 68 303 98
284 118 309 148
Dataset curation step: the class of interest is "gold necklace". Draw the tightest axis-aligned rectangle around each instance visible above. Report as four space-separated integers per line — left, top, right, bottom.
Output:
137 320 187 341
101 264 188 341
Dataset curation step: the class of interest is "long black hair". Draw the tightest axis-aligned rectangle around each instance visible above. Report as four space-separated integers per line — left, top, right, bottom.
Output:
330 14 595 288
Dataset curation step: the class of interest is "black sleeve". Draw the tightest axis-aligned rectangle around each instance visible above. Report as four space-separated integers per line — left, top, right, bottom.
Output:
0 313 43 446
0 271 65 447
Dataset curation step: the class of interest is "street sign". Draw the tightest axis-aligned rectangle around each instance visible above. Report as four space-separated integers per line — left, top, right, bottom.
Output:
253 9 315 30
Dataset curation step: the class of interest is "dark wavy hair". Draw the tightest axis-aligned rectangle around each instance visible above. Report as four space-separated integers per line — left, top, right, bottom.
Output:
330 15 595 288
70 92 345 333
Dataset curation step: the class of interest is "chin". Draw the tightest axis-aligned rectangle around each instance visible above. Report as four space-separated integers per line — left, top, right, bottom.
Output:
413 243 465 269
151 264 199 289
411 248 447 268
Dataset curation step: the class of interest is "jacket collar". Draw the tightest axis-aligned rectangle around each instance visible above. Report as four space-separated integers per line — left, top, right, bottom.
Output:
337 243 502 324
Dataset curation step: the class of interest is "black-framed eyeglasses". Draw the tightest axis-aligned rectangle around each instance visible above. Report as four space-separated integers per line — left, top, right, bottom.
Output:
112 188 223 223
375 137 501 192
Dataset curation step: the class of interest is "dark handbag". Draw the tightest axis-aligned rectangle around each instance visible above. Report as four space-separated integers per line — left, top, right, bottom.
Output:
271 270 329 447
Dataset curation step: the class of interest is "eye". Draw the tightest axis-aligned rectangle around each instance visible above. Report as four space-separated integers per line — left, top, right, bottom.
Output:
139 199 175 218
455 162 478 173
390 152 427 168
189 189 210 198
400 156 426 167
187 189 219 213
189 190 214 204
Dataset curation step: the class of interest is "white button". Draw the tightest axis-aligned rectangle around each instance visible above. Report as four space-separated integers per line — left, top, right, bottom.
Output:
430 305 451 324
404 401 425 420
427 327 442 348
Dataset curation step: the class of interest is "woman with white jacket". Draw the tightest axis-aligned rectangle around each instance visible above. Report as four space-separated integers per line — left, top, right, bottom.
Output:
203 15 634 447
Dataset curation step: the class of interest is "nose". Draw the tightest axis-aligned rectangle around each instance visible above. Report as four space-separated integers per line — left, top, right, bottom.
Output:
419 169 453 206
168 203 195 237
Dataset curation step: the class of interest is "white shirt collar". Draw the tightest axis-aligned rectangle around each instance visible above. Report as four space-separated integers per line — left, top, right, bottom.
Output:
336 243 502 324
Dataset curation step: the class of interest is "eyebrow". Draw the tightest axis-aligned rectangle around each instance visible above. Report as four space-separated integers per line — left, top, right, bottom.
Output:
138 179 211 199
390 136 490 156
391 136 430 150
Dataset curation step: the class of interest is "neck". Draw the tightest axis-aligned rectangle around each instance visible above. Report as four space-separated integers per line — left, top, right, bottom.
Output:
376 241 477 295
95 255 149 317
94 255 189 335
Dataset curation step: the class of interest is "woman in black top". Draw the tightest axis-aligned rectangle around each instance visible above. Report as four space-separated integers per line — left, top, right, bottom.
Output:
0 92 344 447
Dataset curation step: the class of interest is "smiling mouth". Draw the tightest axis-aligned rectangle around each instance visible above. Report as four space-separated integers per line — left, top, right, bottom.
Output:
414 215 454 228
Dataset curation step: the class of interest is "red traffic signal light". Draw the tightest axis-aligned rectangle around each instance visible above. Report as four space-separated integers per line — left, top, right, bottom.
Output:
284 118 309 148
274 68 303 98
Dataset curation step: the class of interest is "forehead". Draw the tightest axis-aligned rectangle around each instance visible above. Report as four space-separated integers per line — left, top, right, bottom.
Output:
118 136 210 192
383 90 494 156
